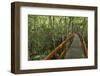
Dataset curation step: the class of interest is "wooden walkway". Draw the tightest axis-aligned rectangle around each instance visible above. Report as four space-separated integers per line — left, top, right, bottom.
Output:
44 33 88 60
65 33 84 59
44 33 74 60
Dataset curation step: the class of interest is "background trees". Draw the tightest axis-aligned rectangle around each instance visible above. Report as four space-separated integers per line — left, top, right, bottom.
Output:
28 15 88 60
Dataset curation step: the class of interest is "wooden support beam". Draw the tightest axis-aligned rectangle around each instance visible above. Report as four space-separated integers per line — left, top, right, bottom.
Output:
58 50 66 59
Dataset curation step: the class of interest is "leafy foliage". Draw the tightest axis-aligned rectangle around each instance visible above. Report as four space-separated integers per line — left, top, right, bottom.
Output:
28 15 88 60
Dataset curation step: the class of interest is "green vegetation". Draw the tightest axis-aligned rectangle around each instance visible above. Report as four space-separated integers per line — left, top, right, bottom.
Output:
28 15 88 60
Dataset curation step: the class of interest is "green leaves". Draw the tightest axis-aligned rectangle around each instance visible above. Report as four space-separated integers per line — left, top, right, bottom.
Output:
28 15 88 60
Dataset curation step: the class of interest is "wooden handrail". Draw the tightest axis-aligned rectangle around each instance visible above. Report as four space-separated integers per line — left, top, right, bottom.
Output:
44 33 74 60
77 33 88 58
81 36 88 58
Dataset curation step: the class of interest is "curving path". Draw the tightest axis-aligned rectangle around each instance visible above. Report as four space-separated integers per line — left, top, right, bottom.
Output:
65 33 84 59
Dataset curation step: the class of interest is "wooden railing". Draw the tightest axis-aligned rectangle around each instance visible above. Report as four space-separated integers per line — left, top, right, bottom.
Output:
81 36 88 58
44 32 88 59
44 33 74 60
77 33 88 58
